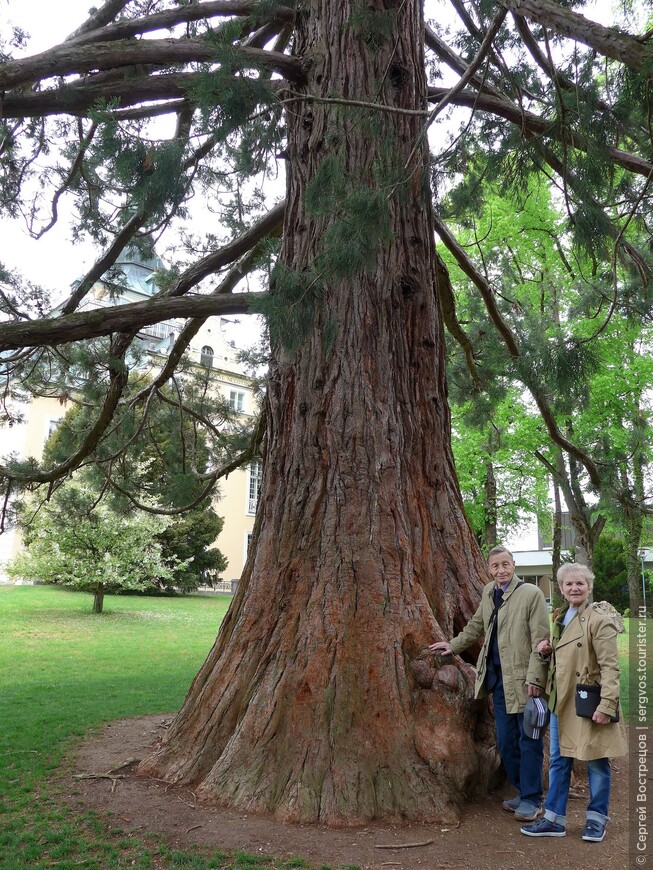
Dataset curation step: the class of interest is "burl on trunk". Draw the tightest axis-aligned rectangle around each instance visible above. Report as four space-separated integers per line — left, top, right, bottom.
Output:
140 0 498 824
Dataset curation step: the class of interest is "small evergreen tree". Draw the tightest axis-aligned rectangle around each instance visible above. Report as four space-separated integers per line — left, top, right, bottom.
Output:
156 506 227 592
592 535 629 614
40 384 231 590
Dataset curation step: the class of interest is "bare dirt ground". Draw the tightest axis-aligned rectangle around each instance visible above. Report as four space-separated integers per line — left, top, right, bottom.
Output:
58 713 631 870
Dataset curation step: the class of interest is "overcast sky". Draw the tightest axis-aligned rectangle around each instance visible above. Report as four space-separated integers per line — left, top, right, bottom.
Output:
1 2 109 291
0 0 269 351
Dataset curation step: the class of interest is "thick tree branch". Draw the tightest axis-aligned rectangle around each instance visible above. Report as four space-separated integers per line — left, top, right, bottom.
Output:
0 292 267 352
0 40 304 91
427 86 653 179
66 0 133 40
499 0 653 73
1 73 285 119
157 201 284 299
66 1 293 47
52 200 285 330
1 204 279 362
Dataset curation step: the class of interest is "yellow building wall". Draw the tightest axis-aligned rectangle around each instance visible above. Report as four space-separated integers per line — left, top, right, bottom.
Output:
0 395 70 566
1 378 259 581
215 466 256 580
23 396 70 460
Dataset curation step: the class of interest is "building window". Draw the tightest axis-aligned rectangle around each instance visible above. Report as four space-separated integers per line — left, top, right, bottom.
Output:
247 460 262 514
230 390 245 412
244 532 254 562
47 418 62 439
200 345 214 367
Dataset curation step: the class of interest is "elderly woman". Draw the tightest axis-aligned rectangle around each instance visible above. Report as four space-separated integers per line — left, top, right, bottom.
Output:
521 563 626 842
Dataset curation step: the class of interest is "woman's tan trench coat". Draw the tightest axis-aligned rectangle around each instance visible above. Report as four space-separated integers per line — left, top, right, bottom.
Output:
549 600 627 761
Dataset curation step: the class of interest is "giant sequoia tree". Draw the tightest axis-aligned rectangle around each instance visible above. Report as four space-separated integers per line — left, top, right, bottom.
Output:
1 0 652 824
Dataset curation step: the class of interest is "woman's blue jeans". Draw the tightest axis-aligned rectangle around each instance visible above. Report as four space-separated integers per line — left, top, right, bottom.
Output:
543 713 611 826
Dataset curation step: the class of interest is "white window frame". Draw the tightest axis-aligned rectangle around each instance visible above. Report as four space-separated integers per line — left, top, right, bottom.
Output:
46 418 62 440
200 345 214 367
230 389 245 412
247 460 262 515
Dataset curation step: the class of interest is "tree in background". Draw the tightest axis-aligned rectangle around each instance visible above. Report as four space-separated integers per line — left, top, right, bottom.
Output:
441 172 652 570
39 379 232 591
157 507 227 592
0 0 652 823
577 331 653 601
451 388 549 551
8 484 184 613
592 534 629 614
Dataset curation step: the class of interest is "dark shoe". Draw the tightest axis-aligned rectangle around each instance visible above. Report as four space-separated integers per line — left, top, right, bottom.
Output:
514 800 542 821
502 795 521 813
521 817 566 838
582 819 606 842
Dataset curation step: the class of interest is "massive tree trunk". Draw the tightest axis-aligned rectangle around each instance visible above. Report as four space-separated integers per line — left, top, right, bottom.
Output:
139 0 497 824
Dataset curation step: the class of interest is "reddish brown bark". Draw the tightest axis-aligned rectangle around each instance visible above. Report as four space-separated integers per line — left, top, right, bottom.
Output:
140 0 496 824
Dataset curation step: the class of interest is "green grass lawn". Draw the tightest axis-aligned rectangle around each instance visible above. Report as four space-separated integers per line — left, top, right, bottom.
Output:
1 585 638 870
0 585 329 870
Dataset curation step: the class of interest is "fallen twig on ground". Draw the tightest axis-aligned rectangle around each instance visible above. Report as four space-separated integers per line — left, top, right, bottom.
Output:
374 839 434 849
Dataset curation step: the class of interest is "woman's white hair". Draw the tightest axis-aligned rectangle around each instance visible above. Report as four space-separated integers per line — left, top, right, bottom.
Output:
557 562 594 591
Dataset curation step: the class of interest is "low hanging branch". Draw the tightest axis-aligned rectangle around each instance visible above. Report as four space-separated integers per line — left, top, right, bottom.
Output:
0 292 267 352
0 201 284 352
98 407 266 515
0 334 133 484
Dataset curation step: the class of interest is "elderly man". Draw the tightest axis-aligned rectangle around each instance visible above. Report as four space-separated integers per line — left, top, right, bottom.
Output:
430 546 550 821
